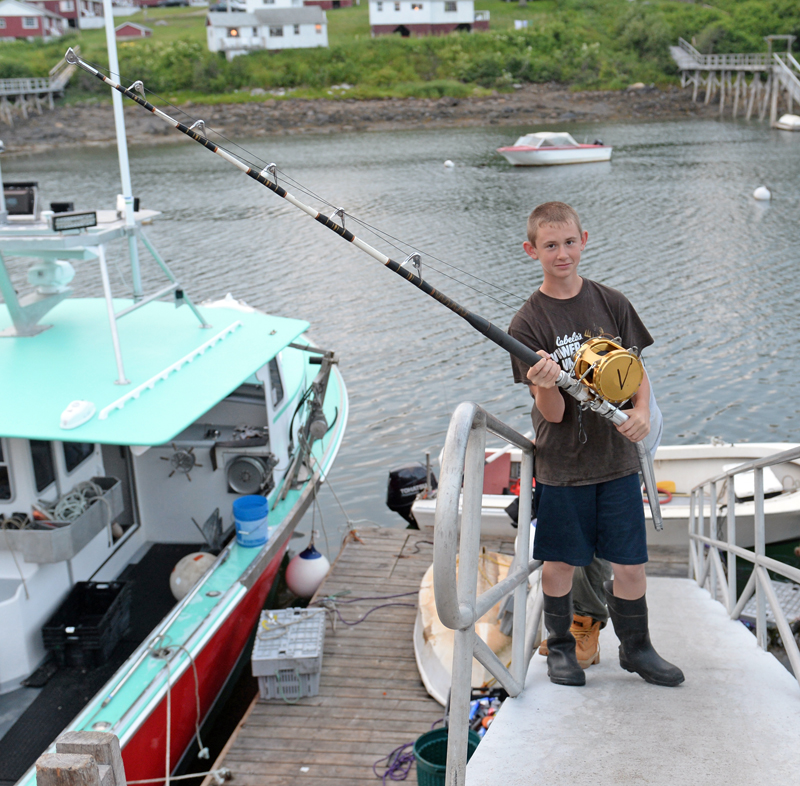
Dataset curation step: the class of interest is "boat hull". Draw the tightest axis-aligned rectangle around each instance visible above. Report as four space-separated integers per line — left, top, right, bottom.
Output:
496 146 612 166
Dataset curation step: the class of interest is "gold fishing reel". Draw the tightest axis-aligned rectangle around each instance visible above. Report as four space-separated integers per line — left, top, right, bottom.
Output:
572 337 644 405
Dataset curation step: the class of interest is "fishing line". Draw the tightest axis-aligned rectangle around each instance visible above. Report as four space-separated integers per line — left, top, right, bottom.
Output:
76 56 527 310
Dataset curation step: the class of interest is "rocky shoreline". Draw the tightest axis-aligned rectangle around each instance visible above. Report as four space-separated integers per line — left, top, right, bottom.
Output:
4 83 715 153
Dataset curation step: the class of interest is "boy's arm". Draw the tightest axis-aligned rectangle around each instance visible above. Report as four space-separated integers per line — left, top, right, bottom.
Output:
525 350 565 423
615 369 651 443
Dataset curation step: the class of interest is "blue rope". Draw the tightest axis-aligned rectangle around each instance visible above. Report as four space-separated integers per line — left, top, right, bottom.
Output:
372 742 416 784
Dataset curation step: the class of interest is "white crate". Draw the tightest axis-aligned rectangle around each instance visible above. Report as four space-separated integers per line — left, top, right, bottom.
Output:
251 607 325 700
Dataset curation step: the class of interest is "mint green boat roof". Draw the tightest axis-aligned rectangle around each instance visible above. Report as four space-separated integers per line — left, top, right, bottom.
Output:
0 299 309 445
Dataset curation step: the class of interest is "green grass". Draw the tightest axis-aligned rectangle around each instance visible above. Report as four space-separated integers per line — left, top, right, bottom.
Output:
5 0 799 103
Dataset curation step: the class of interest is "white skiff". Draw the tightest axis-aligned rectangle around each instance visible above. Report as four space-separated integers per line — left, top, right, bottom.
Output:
497 131 612 166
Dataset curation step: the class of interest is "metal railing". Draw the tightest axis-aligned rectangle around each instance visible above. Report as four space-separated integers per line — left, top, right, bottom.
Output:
433 402 542 786
689 446 800 686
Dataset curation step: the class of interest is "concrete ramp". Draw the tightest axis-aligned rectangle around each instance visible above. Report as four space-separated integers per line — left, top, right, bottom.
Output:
466 577 800 786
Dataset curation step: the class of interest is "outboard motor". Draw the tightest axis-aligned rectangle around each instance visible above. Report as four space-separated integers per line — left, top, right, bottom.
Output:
592 138 604 146
386 462 437 527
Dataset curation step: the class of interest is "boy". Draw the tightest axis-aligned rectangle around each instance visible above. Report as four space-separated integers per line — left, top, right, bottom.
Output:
508 202 683 688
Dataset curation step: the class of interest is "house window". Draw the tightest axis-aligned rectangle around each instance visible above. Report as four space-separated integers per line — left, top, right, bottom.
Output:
22 17 37 28
63 442 95 474
263 0 275 4
411 3 421 9
252 26 257 34
0 20 6 28
394 1 399 8
269 25 283 36
315 23 321 32
376 0 382 9
0 440 11 501
444 0 456 10
293 23 299 33
59 0 74 10
228 27 239 36
30 440 56 493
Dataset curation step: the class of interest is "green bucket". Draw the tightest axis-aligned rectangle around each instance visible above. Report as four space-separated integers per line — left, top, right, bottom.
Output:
413 727 481 786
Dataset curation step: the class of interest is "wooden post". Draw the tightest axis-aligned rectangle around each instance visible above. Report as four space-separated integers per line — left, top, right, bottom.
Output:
692 70 700 102
759 73 771 121
719 70 726 115
36 732 126 786
733 71 742 117
746 75 758 120
770 72 779 126
704 71 715 105
36 755 106 786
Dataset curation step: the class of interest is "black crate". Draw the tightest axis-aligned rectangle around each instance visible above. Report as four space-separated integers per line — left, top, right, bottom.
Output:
42 581 131 668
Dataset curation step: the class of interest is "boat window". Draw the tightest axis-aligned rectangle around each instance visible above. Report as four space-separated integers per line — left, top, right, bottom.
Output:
30 440 56 492
63 442 95 474
0 441 10 500
269 357 284 407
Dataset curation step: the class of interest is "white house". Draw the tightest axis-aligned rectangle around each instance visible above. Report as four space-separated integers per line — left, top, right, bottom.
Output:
206 0 327 59
0 0 66 40
368 0 488 37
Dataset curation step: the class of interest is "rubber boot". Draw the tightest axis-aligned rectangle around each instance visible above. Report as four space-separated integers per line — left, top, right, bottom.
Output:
603 581 685 687
543 591 585 686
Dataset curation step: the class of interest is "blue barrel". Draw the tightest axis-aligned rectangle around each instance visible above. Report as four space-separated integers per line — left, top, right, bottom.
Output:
232 495 269 548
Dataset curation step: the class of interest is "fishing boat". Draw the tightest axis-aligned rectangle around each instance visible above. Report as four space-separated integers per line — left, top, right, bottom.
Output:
414 550 517 706
406 443 800 548
775 113 800 131
497 132 612 166
0 13 347 784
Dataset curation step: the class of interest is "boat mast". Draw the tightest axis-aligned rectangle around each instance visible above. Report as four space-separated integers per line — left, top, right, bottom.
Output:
102 0 143 300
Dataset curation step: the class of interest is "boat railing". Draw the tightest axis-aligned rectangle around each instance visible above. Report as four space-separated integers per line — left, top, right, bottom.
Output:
433 401 541 786
688 445 800 688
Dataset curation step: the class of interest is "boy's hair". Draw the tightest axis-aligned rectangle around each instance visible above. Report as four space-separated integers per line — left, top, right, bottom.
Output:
527 202 583 246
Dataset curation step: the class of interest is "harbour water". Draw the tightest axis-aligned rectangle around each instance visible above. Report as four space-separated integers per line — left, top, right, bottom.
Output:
6 117 799 549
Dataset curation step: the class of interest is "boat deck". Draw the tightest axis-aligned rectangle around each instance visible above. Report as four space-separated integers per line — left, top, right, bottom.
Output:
467 577 800 786
203 531 688 786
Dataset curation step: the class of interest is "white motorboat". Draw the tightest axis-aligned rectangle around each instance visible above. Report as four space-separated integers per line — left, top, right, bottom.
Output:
409 443 800 548
497 131 612 166
775 114 800 131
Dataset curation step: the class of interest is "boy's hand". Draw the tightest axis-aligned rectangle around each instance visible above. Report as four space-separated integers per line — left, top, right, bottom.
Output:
616 407 650 443
526 351 561 389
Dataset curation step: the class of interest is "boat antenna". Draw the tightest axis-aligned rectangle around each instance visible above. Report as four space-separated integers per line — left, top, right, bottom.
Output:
100 0 143 300
62 50 663 530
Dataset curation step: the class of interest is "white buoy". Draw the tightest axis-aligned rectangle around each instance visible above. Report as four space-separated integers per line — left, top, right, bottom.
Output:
170 552 215 600
443 160 455 168
285 544 330 598
753 186 771 201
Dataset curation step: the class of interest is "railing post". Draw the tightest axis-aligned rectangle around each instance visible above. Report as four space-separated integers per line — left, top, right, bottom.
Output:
754 467 767 649
511 445 533 685
688 489 696 579
727 475 736 614
709 481 717 601
698 484 706 587
444 413 486 786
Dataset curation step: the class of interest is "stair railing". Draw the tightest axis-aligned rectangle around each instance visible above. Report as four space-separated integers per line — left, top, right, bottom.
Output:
433 401 542 786
689 445 800 687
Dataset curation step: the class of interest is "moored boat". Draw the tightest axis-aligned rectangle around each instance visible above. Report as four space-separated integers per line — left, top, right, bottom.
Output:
497 131 612 166
0 192 347 786
775 113 800 131
408 443 800 548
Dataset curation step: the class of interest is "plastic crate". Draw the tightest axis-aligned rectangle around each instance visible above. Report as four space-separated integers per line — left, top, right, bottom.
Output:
252 607 325 701
42 581 131 668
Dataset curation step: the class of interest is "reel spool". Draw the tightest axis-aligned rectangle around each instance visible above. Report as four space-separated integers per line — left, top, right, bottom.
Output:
572 338 644 405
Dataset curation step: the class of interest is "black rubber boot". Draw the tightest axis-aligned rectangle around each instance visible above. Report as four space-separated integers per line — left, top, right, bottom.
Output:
543 591 585 686
603 581 685 687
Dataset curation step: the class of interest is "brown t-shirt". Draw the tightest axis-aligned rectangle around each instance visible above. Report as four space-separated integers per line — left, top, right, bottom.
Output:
508 278 653 486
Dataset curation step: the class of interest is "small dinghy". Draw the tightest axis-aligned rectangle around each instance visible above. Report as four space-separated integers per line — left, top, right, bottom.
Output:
775 114 800 131
414 550 515 706
497 131 612 166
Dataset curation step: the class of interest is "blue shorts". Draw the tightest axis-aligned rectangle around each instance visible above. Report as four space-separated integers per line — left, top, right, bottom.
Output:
533 473 648 566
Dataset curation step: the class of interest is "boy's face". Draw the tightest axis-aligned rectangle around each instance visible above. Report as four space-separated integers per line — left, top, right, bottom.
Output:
523 221 588 284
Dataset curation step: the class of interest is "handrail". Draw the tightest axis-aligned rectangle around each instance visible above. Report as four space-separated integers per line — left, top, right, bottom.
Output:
434 401 542 786
688 445 800 686
674 38 772 70
772 53 800 102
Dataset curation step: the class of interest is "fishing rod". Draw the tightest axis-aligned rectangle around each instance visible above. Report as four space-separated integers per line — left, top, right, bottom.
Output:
64 48 663 530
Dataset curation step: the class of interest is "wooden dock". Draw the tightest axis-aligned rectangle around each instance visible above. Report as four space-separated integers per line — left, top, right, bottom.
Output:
204 527 445 786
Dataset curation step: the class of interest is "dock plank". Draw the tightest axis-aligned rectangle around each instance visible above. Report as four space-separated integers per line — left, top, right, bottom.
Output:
202 527 443 786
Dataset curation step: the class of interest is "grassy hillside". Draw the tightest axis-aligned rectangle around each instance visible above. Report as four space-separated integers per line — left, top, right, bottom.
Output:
4 0 798 102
